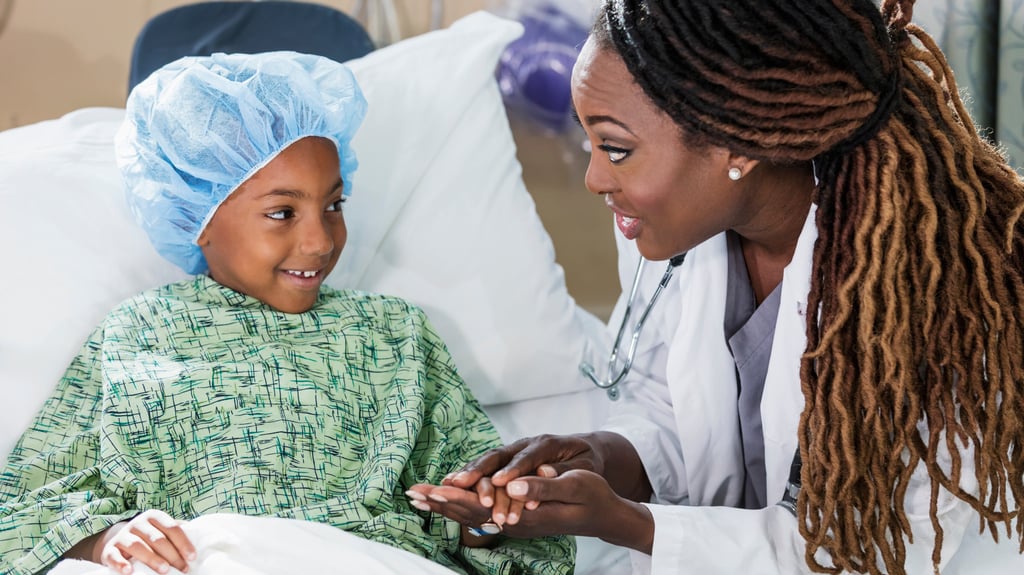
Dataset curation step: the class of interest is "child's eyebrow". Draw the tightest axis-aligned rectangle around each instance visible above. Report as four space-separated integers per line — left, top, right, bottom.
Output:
261 178 343 199
262 189 305 199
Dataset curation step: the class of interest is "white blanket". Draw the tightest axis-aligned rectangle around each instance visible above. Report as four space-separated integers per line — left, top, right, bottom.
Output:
50 514 459 575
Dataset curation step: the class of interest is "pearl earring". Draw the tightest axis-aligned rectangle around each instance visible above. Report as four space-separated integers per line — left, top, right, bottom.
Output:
728 167 742 181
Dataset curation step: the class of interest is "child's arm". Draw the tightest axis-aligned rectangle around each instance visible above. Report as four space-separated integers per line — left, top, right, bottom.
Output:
64 510 196 575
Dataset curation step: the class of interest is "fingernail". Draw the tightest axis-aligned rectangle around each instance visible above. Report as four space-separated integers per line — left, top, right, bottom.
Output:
443 472 455 482
410 500 431 511
405 490 426 501
480 496 493 507
428 493 448 503
188 551 197 561
158 565 169 574
507 481 528 496
453 472 469 482
492 512 505 524
508 512 519 524
538 464 557 477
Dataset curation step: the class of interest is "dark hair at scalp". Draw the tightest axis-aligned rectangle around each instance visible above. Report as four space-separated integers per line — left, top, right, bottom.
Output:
597 1 1024 573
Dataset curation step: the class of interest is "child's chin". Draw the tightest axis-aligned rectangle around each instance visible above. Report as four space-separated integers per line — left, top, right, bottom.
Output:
268 296 318 314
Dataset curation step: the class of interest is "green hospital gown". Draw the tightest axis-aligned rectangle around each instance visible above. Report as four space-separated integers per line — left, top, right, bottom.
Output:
0 276 574 575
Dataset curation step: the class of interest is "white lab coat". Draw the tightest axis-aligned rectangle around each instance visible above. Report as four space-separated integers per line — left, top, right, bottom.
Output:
602 205 1022 574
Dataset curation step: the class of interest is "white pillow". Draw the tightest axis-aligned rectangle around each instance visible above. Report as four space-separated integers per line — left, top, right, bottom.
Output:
333 14 608 406
0 11 608 464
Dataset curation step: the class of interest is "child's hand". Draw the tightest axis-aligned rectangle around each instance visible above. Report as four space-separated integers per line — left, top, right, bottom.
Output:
96 510 196 574
408 482 517 546
407 469 557 538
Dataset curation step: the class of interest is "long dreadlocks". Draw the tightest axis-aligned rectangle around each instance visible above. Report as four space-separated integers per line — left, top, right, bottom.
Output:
597 0 1024 572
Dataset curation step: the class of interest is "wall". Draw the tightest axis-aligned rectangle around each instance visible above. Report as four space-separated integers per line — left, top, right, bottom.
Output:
0 0 496 129
0 0 621 320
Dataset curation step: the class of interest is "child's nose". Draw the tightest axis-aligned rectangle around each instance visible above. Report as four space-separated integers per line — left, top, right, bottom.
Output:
298 218 334 256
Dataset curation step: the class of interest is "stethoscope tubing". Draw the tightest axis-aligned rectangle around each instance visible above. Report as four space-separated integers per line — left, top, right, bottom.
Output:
580 253 686 400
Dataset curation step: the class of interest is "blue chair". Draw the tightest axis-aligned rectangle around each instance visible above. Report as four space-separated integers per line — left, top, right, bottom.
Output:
128 1 375 94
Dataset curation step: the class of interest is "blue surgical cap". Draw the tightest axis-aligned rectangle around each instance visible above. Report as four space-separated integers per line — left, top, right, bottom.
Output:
115 51 367 275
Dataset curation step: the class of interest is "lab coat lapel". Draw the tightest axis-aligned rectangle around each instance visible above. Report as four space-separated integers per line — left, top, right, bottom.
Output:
666 232 745 505
762 205 817 502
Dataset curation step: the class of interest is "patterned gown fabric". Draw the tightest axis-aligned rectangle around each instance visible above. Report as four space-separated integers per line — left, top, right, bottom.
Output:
0 276 574 575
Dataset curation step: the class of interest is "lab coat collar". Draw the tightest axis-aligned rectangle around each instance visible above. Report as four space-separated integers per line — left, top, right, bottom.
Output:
666 204 817 506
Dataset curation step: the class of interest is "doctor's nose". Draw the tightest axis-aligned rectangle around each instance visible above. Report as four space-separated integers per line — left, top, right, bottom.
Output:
583 151 616 197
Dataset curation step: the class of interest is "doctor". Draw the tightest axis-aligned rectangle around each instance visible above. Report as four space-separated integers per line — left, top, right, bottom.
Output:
410 0 1024 572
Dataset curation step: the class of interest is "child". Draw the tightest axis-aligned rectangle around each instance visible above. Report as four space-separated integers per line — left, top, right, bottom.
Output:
0 51 573 575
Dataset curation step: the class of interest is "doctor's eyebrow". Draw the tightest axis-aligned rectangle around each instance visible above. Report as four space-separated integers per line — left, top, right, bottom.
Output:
583 114 635 135
570 105 636 136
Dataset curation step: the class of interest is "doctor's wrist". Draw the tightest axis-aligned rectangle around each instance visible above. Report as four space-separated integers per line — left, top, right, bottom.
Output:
588 431 652 502
597 498 654 554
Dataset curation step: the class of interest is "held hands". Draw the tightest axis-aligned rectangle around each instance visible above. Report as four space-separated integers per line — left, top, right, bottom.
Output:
408 434 655 552
90 510 196 574
450 434 607 491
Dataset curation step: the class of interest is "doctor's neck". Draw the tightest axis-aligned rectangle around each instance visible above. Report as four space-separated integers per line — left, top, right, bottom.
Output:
729 162 815 262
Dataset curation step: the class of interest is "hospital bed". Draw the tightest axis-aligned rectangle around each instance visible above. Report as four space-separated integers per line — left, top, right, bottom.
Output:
0 11 629 575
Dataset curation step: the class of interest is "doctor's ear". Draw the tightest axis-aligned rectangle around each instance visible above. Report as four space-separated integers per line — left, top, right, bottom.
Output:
725 156 759 182
706 146 759 182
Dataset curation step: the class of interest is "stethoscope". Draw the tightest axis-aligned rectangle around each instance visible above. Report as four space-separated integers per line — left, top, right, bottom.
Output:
579 252 687 400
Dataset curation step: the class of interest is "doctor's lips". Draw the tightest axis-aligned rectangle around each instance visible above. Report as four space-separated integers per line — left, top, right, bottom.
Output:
605 194 642 240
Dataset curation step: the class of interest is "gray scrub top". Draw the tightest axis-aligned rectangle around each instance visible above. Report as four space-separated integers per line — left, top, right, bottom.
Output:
724 231 782 509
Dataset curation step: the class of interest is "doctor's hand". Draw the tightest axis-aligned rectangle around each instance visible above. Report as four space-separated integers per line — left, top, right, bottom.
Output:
411 469 654 553
503 469 655 553
67 510 197 574
445 433 608 493
444 431 650 505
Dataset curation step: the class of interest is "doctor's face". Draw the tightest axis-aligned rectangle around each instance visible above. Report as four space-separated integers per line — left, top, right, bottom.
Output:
198 136 346 314
571 37 748 261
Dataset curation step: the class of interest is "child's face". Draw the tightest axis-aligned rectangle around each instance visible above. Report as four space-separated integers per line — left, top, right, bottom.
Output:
198 136 346 314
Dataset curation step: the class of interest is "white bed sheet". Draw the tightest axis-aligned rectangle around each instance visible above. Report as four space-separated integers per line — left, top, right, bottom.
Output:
49 514 461 575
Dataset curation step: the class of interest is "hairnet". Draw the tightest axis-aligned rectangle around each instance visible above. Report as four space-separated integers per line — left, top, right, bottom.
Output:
115 51 367 275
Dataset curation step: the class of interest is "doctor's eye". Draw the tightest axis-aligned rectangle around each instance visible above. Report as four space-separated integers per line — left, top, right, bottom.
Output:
598 144 630 164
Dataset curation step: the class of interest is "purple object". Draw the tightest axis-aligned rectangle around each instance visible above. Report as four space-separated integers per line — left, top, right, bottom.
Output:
496 3 589 133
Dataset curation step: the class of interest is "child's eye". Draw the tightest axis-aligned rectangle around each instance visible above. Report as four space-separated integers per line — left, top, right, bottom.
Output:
597 144 630 164
267 208 293 220
326 197 346 212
